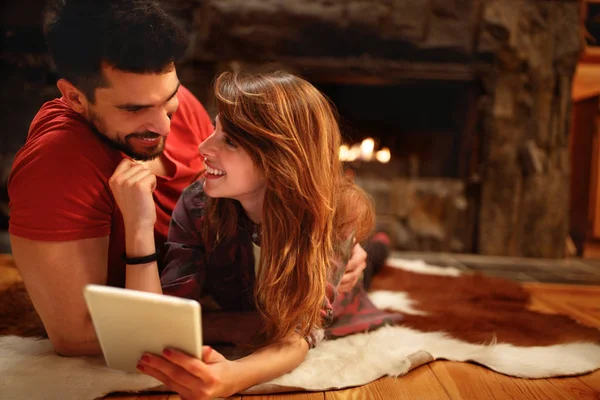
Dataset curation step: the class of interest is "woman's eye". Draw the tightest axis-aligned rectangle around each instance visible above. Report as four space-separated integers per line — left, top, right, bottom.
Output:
225 136 238 148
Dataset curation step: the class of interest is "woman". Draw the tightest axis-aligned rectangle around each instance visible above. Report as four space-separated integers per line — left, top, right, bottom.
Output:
109 71 401 399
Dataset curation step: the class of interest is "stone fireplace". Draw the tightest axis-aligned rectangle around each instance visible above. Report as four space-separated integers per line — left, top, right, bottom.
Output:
1 0 583 257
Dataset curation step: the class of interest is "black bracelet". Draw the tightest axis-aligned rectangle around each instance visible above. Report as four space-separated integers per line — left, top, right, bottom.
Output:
122 251 159 265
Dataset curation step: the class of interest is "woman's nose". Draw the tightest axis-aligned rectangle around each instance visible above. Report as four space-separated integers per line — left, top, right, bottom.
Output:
198 131 217 158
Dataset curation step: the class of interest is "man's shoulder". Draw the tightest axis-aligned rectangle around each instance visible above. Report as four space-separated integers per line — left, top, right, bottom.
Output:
26 98 107 153
10 100 119 186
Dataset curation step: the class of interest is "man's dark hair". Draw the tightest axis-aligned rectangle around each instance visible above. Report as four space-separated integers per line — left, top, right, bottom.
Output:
43 0 189 102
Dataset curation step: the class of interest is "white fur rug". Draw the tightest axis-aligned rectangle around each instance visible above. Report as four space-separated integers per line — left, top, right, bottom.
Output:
1 260 600 400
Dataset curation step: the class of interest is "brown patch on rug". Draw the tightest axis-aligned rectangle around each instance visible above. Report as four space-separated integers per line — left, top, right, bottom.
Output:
371 265 600 347
0 280 46 337
0 256 46 337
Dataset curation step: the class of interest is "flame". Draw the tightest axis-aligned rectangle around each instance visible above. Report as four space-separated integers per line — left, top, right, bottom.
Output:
360 138 375 161
339 138 391 163
376 148 391 163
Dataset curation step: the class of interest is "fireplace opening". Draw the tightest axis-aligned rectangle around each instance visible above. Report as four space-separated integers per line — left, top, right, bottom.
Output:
314 79 480 180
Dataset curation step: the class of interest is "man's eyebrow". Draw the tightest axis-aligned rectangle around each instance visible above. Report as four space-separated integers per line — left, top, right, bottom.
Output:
115 82 181 110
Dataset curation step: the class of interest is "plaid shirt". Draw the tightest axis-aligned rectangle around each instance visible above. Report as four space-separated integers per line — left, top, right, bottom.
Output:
160 181 402 348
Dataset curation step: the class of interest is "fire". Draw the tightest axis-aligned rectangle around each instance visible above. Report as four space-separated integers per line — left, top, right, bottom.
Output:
339 138 390 163
376 148 391 163
360 138 375 161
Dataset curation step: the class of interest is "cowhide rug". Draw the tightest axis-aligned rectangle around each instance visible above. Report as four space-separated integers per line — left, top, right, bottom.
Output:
1 258 600 400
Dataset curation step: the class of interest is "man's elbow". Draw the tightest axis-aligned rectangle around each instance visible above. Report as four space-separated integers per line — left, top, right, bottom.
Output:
49 330 101 357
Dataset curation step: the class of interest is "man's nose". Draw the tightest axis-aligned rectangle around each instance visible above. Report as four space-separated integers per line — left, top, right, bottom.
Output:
147 109 171 136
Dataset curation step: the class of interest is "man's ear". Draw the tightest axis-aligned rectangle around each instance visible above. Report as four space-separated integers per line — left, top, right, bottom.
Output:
56 79 90 115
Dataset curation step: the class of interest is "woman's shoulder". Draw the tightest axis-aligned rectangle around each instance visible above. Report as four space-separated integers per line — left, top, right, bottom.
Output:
178 180 209 217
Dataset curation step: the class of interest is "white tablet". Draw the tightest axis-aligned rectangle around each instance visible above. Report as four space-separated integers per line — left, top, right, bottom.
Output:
83 284 202 373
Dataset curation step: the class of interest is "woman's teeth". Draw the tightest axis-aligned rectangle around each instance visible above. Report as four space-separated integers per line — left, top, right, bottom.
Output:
206 165 226 176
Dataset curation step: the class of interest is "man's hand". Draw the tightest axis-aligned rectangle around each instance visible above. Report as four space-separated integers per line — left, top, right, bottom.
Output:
338 242 367 292
108 159 157 231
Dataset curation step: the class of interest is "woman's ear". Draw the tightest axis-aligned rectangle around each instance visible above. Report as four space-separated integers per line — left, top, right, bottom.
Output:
56 78 89 115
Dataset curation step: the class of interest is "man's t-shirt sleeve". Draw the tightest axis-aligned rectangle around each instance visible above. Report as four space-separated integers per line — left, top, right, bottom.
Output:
8 132 115 241
176 85 214 142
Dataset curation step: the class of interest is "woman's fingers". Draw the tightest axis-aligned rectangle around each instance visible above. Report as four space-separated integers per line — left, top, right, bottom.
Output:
137 361 192 398
138 353 202 393
161 348 215 384
202 346 226 363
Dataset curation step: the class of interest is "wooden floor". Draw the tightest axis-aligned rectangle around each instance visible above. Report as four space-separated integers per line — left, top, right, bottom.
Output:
1 254 599 399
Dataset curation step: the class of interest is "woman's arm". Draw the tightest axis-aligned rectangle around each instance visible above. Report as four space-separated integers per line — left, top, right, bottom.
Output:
137 333 309 399
229 333 309 390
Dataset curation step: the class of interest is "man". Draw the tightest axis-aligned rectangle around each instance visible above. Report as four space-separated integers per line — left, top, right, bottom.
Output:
8 0 367 357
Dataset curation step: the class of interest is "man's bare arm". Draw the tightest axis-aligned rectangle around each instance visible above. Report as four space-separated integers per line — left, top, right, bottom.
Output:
10 235 109 356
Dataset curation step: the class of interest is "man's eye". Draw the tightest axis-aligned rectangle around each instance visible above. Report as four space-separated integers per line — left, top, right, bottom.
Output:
126 108 144 113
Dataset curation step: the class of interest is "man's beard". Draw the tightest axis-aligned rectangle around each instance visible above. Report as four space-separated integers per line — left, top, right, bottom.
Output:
88 111 166 161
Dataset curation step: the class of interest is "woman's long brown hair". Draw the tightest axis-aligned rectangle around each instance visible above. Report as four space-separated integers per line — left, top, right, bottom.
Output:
203 71 374 345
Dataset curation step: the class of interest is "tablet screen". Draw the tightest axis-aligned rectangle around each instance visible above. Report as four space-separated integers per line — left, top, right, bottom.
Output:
84 284 202 373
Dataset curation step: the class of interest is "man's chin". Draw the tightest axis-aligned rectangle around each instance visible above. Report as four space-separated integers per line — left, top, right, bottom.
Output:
127 142 166 161
128 149 163 161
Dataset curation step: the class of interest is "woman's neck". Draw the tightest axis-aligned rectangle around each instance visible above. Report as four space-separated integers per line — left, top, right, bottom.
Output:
239 195 264 225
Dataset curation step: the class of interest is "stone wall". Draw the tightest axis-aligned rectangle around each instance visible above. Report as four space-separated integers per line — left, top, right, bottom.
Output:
477 0 581 257
357 177 475 252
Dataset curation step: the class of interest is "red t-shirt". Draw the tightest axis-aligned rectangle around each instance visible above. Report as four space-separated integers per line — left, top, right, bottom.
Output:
8 85 213 287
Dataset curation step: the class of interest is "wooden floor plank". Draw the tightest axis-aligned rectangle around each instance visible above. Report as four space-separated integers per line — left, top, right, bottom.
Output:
164 395 241 400
430 361 572 400
523 282 600 295
524 283 600 328
578 372 600 391
547 375 600 400
527 294 560 314
325 366 450 400
242 392 323 399
105 394 172 400
529 293 600 327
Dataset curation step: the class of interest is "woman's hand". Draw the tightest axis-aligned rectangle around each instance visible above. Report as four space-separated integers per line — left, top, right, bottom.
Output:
109 158 157 231
137 346 240 400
